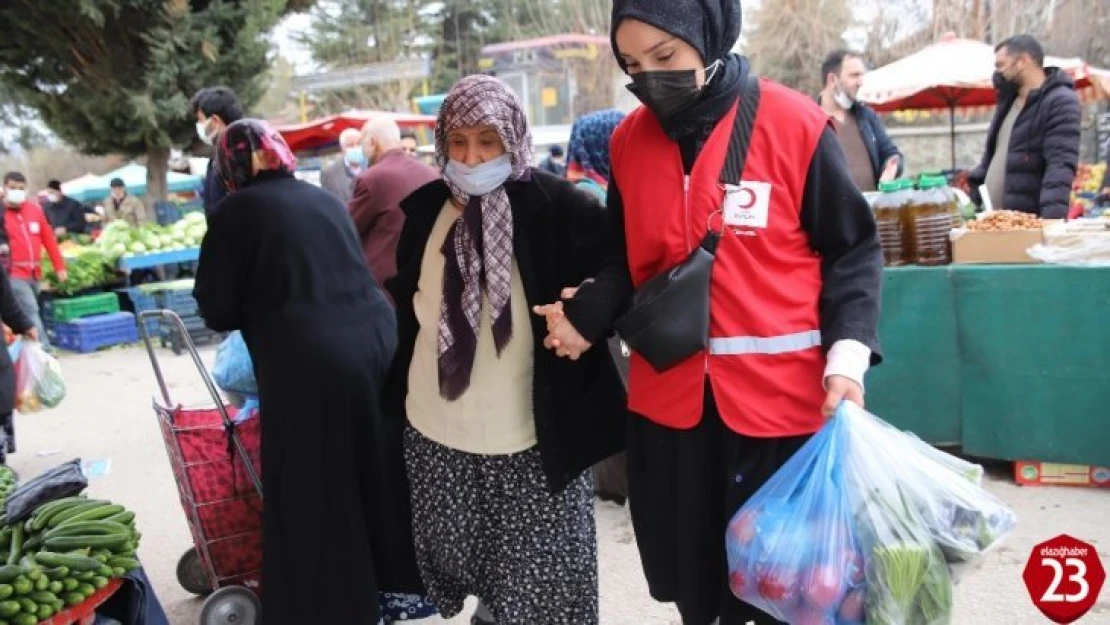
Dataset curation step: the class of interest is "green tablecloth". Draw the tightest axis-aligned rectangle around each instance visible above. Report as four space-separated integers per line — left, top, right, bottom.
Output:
869 265 1110 466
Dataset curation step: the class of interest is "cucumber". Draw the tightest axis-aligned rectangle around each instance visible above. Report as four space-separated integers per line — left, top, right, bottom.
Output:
47 581 61 594
5 527 20 566
0 586 9 600
29 591 56 604
96 566 112 578
44 534 132 553
77 583 95 598
111 567 126 577
94 555 108 564
45 501 108 529
52 599 63 613
103 511 135 526
41 566 68 581
55 505 125 528
33 575 47 592
0 601 15 618
107 556 140 571
75 571 95 582
16 558 37 583
18 535 40 555
33 499 95 532
0 567 21 585
62 591 84 607
91 576 108 590
30 552 101 573
8 579 27 597
45 520 130 541
15 598 33 614
35 604 52 619
11 613 34 625
91 549 112 559
0 527 11 549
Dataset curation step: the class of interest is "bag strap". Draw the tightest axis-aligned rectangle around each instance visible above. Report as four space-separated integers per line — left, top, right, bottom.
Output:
719 74 762 186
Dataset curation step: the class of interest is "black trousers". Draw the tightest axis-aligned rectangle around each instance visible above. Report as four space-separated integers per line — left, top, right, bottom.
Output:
627 383 811 625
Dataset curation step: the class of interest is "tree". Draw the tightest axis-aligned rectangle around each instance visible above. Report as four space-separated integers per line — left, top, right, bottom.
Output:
0 0 312 204
744 0 855 95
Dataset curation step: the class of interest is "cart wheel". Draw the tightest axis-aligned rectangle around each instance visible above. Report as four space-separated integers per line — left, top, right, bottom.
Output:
200 586 261 625
176 548 211 596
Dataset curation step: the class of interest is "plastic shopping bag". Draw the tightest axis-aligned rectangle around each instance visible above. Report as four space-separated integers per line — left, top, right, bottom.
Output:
726 402 1016 625
212 331 257 397
13 340 66 412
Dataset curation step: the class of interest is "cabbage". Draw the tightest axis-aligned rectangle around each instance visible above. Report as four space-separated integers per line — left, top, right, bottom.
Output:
130 242 148 254
184 212 206 225
111 243 127 256
186 225 206 240
184 238 198 248
160 235 174 247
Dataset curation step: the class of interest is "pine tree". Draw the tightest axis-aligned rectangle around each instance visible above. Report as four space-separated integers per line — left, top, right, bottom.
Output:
0 0 310 202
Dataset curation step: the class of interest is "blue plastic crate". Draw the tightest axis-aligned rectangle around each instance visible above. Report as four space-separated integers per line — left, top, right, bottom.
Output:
54 312 140 353
117 288 161 337
153 289 199 317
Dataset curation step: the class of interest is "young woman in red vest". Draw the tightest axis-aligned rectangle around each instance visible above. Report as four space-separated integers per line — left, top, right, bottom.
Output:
534 1 884 623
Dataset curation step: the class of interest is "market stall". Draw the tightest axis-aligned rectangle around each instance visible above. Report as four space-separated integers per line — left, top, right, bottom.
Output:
274 111 436 157
61 163 202 203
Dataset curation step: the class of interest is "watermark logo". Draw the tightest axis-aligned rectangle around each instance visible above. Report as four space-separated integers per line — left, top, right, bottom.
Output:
1023 534 1105 623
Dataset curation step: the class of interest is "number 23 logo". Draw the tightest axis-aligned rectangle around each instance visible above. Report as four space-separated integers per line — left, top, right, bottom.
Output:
1041 558 1090 603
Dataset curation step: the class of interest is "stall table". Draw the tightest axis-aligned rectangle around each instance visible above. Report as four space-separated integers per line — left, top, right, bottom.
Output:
868 264 1110 467
118 248 200 286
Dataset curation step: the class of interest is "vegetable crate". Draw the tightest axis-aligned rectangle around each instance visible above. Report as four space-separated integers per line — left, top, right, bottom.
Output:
137 311 263 625
153 288 200 318
117 288 162 338
158 315 224 356
54 313 140 354
38 578 123 625
49 293 120 324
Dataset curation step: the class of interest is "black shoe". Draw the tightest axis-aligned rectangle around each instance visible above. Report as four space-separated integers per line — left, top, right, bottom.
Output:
596 491 627 506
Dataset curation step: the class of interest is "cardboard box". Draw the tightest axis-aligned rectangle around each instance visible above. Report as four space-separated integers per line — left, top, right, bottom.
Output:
951 228 1044 264
1014 461 1110 488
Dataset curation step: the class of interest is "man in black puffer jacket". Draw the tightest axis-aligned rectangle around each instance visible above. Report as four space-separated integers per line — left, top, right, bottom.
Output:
969 35 1080 219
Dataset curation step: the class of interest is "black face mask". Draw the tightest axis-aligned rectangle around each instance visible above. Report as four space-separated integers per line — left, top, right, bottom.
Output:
993 69 1020 91
627 69 702 121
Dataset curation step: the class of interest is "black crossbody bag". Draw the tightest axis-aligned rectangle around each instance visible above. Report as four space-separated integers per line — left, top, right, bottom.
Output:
614 76 761 372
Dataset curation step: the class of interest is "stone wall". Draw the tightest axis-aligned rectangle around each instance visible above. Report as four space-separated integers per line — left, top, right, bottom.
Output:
887 122 1102 176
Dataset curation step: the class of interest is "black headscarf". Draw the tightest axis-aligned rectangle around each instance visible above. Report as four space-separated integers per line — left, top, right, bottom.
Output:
611 0 749 141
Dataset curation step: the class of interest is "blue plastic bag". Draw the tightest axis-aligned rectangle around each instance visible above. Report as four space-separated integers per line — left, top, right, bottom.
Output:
726 408 865 625
212 331 257 397
726 403 1016 625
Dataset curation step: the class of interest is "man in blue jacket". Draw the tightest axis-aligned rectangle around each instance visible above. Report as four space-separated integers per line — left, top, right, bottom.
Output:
189 87 244 217
819 50 903 191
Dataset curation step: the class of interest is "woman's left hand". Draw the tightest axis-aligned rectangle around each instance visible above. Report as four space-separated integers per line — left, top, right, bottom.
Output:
822 375 864 418
532 299 592 360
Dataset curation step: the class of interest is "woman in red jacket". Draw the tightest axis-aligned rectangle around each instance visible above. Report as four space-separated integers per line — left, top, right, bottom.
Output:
534 1 883 623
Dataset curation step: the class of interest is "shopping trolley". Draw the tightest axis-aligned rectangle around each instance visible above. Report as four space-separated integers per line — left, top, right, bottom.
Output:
138 310 263 625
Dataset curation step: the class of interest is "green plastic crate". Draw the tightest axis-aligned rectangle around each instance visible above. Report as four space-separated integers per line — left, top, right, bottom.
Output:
51 292 120 323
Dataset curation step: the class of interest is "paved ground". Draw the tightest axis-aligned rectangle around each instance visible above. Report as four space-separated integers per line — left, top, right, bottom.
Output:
8 345 1110 624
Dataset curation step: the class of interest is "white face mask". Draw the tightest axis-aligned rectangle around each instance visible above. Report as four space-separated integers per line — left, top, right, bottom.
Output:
444 154 513 197
833 80 855 110
5 189 26 205
196 120 215 146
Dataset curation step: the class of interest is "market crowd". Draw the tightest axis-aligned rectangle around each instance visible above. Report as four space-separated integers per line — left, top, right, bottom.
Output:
184 0 1093 619
0 0 1078 621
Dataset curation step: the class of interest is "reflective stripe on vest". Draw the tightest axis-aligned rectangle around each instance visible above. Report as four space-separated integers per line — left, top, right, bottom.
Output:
708 330 821 356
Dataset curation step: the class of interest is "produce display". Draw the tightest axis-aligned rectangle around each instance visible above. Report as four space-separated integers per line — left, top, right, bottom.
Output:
726 403 1016 625
964 210 1043 232
0 492 140 624
1072 163 1107 194
0 469 15 517
95 212 206 262
41 251 114 298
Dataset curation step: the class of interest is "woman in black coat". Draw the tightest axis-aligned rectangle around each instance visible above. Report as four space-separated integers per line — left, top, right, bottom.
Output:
383 75 626 624
194 120 424 625
0 270 36 465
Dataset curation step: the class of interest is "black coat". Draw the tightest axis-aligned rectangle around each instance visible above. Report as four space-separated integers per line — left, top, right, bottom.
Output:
0 270 33 418
44 196 90 235
194 173 422 625
969 68 1081 218
384 170 627 492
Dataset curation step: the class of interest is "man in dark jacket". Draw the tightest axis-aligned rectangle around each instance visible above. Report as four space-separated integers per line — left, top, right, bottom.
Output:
189 87 244 217
819 50 903 191
969 35 1081 218
42 180 91 237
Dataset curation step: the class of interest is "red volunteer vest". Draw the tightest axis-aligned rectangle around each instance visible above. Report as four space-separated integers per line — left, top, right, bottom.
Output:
611 79 829 438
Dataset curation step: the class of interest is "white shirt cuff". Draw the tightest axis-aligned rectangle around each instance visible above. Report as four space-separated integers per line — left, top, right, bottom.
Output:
823 339 872 393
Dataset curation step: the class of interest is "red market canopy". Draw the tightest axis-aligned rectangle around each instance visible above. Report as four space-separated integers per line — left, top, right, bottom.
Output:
275 111 437 155
858 33 1102 113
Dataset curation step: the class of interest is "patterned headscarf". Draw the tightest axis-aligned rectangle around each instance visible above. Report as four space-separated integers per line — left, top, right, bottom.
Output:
434 75 533 401
566 109 625 186
216 119 298 193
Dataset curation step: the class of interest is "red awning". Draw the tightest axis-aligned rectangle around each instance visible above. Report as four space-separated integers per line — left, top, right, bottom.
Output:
275 111 437 154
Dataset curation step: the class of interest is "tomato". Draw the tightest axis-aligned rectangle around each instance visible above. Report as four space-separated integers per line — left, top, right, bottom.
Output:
838 588 865 623
844 549 866 586
803 563 845 610
728 570 747 597
757 570 799 606
728 509 757 545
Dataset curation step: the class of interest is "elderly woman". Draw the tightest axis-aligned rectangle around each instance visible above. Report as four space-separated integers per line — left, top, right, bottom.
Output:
383 76 626 624
537 0 884 623
194 120 426 625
